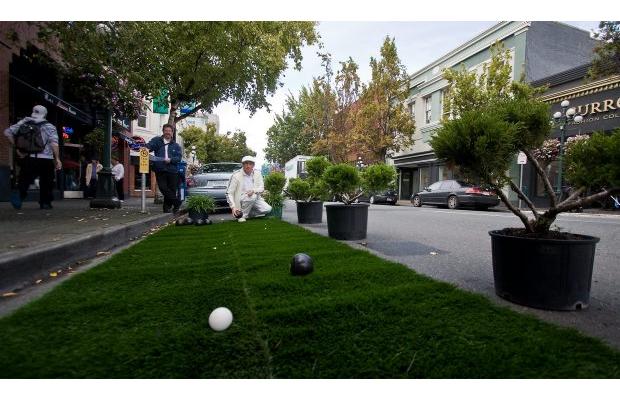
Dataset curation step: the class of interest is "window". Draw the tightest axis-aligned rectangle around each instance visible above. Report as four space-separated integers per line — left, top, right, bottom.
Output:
419 167 431 191
424 95 432 124
408 101 416 121
428 181 442 191
137 103 148 128
441 89 451 120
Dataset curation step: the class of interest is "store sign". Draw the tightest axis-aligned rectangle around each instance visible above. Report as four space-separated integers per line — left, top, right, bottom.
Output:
551 87 620 134
139 148 150 174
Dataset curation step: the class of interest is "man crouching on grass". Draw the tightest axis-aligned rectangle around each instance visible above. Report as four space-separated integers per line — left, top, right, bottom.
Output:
226 156 271 222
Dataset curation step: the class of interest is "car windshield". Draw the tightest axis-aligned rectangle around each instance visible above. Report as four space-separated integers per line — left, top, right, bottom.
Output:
200 163 241 173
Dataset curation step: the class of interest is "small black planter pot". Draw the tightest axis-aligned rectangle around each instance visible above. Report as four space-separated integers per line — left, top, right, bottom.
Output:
188 209 209 222
325 203 369 240
296 201 323 224
489 230 600 311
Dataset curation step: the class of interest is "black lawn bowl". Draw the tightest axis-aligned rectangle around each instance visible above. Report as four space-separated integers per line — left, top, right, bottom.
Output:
185 217 194 225
489 229 600 311
195 218 205 226
290 253 314 276
204 218 213 225
234 210 243 219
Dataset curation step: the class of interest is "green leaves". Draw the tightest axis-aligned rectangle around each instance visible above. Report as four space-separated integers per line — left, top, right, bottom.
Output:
322 164 361 204
565 130 620 189
361 164 397 194
431 110 517 185
264 172 287 208
186 195 216 214
179 125 255 164
285 178 312 202
39 22 318 120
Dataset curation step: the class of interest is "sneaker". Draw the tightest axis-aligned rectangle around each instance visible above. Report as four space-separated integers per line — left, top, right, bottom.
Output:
237 217 246 223
10 193 22 210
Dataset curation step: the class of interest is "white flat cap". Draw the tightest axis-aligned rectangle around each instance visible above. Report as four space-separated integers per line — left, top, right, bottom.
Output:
241 155 256 164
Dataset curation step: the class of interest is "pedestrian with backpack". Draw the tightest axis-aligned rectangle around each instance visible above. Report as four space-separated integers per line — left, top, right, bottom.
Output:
3 105 62 210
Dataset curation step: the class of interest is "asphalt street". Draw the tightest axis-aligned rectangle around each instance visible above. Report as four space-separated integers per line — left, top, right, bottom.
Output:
282 200 620 349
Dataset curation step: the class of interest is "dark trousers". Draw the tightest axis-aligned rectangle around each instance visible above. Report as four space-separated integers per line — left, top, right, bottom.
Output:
115 178 124 200
155 171 180 211
86 179 98 198
17 157 55 206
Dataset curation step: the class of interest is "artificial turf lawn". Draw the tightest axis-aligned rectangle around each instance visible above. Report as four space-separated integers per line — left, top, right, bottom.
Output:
1 219 619 378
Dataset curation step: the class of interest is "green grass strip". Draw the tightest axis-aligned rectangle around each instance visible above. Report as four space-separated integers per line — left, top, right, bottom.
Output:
1 219 619 378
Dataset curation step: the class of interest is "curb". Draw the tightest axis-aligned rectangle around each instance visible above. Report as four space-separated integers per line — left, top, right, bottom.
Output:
0 213 174 293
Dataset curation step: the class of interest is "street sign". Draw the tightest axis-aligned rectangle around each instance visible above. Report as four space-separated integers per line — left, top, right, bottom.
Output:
139 147 150 174
517 151 527 165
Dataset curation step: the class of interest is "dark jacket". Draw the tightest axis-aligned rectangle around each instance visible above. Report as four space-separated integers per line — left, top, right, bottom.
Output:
146 136 182 173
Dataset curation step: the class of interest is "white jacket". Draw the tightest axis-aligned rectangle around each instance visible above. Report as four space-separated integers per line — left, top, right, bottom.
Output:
226 169 265 210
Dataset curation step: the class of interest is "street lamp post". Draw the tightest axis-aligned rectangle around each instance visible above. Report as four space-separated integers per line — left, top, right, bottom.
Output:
553 100 583 199
356 156 365 171
191 145 196 165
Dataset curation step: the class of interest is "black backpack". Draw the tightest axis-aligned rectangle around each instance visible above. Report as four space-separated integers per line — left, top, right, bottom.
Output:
15 121 47 154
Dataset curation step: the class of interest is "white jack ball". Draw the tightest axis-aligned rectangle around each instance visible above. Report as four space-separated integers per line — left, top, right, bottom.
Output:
209 307 233 331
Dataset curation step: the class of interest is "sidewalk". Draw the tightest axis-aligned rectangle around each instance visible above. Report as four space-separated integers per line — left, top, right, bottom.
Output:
0 197 233 293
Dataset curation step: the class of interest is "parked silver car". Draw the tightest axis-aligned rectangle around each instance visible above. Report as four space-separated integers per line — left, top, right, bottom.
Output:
186 162 241 211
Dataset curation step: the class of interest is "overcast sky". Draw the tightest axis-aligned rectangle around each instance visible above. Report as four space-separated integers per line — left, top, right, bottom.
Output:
213 21 600 166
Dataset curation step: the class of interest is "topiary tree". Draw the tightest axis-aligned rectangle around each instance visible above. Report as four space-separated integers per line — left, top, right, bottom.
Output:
263 172 286 209
285 178 312 202
323 163 395 205
432 45 620 235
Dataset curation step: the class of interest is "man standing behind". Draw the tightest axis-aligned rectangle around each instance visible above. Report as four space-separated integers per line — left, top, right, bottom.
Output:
3 105 62 210
226 155 271 222
111 157 125 202
145 124 182 213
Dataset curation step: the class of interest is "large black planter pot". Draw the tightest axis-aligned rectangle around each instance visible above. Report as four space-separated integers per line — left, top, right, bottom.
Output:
489 230 600 311
296 201 323 224
325 203 369 240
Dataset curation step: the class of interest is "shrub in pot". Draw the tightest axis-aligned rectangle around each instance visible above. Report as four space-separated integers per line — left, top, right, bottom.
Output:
286 156 332 223
322 163 396 240
264 172 286 219
431 44 620 310
185 195 216 225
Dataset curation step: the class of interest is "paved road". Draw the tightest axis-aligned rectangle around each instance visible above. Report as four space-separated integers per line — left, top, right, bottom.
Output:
282 201 620 349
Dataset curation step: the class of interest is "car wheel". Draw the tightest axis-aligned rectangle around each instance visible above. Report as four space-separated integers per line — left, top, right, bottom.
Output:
370 196 375 204
448 195 459 209
412 195 422 207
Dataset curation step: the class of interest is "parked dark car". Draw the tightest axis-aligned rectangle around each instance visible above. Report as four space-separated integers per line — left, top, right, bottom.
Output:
186 162 242 211
411 180 500 210
357 189 398 205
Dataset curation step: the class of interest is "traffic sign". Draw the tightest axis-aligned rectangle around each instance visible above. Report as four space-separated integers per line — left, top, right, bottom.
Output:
139 147 150 173
517 151 527 165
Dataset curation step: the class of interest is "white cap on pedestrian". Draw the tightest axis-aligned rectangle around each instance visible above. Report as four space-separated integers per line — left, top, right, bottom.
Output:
241 155 256 164
31 105 48 119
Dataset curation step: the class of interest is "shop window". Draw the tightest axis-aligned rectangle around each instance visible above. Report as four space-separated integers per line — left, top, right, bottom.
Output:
536 161 558 197
134 166 151 190
419 166 431 191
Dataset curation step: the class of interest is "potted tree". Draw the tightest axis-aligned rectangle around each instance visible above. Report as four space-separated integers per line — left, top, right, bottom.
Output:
184 194 216 225
264 172 286 219
323 163 396 240
286 156 332 224
431 44 620 310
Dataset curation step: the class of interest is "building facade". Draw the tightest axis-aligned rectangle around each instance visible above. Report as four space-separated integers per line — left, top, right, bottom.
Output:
391 21 597 202
526 65 620 207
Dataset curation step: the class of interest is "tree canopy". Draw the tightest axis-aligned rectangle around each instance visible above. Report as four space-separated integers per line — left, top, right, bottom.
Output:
179 125 256 164
37 22 318 122
264 37 414 165
588 21 620 79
